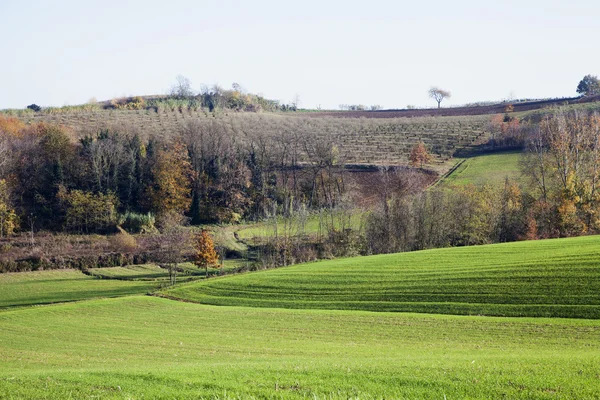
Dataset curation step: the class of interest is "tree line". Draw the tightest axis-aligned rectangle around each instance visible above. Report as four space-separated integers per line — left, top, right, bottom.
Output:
0 115 350 236
365 109 600 255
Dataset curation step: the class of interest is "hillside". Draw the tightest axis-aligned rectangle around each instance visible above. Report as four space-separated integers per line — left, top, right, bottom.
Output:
10 108 491 165
2 296 599 399
163 235 600 318
439 150 524 187
307 94 600 118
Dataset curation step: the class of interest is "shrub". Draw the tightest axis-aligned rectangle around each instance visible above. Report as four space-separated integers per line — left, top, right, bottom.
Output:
110 227 138 253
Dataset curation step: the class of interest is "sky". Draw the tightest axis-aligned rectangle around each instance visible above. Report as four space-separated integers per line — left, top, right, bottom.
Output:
1 0 599 110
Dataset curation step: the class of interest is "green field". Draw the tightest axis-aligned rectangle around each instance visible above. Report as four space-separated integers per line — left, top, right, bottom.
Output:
1 296 599 399
441 150 523 187
2 236 600 398
164 235 600 318
0 269 157 308
236 212 365 241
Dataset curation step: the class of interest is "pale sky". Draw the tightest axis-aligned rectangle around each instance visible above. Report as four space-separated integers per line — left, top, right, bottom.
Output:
1 0 599 110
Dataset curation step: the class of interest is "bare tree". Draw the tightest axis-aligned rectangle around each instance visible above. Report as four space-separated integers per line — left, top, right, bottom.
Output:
170 75 195 99
0 136 10 179
151 226 194 285
429 87 451 108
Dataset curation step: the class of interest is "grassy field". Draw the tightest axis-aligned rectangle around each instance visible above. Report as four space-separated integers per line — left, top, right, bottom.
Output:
0 269 157 308
1 295 599 399
88 260 248 281
2 236 600 398
236 211 365 241
164 235 600 318
440 150 523 187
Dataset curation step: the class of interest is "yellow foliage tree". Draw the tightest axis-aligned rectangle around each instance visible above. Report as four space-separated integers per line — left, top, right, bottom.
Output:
149 141 194 215
194 230 219 279
60 188 118 233
0 180 18 237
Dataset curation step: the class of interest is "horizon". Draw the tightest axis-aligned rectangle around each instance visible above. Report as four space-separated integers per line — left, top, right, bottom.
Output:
1 0 599 110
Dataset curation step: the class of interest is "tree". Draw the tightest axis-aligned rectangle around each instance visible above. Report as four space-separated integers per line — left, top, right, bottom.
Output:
428 87 451 108
151 227 193 285
0 180 18 238
576 75 600 96
148 141 194 216
170 75 194 99
409 142 432 168
60 189 119 233
194 230 219 279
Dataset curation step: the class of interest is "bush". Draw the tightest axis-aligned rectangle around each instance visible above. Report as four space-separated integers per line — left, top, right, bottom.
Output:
109 96 146 110
110 228 138 253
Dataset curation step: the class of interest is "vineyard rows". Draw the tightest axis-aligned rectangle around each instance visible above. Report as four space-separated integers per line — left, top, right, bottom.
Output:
17 109 491 165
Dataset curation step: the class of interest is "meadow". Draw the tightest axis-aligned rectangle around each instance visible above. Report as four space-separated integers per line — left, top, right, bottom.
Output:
0 269 157 308
235 211 366 241
440 150 523 187
164 235 600 318
1 236 600 398
1 296 599 399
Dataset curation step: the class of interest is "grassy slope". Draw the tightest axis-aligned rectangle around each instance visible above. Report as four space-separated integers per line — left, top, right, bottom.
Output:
0 269 158 308
164 235 600 318
1 296 599 399
236 212 365 241
441 150 523 187
89 261 245 281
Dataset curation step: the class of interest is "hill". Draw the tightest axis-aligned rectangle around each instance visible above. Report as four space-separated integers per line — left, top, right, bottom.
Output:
163 235 600 318
8 108 491 165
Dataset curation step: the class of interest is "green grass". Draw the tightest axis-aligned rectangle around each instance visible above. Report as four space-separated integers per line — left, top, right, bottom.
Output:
1 296 599 399
88 264 173 280
236 212 364 241
441 150 523 187
88 261 249 282
164 235 600 318
0 269 158 308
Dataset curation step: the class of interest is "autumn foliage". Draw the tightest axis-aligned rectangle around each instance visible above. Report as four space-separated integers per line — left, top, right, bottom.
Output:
148 141 194 215
409 142 432 168
194 230 219 278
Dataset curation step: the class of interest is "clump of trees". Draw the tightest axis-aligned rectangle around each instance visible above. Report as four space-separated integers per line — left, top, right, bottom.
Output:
365 109 600 254
0 112 355 234
577 75 600 97
521 110 600 237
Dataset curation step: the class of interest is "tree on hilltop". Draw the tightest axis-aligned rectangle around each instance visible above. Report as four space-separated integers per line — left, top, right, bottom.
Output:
170 75 195 99
576 75 600 96
429 87 451 108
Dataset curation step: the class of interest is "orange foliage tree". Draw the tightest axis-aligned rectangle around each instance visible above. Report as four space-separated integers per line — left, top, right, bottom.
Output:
194 229 219 278
409 142 432 168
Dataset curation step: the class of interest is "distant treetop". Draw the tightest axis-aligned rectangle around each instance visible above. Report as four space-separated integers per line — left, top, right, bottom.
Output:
428 87 451 108
577 75 600 96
